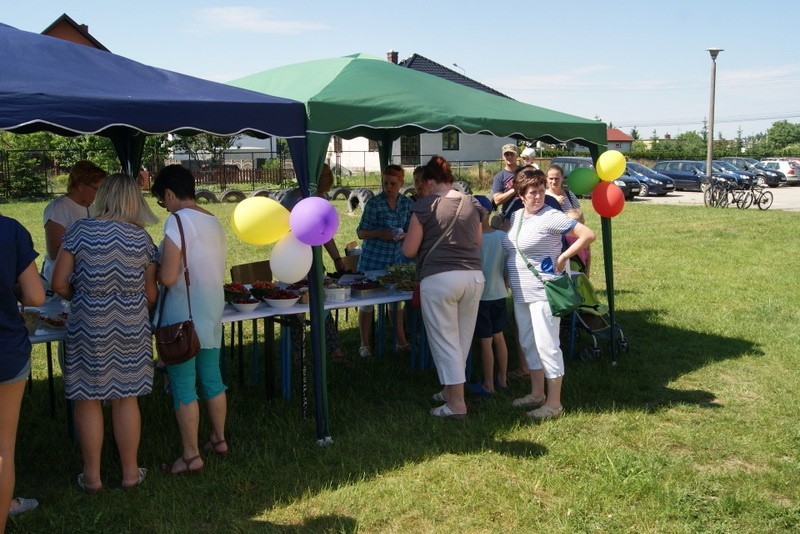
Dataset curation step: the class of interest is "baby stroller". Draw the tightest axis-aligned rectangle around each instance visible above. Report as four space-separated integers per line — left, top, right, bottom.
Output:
563 258 628 365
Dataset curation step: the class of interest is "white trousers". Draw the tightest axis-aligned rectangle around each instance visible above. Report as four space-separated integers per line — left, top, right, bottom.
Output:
514 300 565 378
420 270 484 385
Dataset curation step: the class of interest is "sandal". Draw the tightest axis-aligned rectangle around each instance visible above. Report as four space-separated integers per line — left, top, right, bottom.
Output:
76 473 102 494
161 454 204 475
430 404 466 419
431 390 447 403
511 393 546 408
526 404 564 421
202 439 229 460
9 497 39 516
121 467 147 490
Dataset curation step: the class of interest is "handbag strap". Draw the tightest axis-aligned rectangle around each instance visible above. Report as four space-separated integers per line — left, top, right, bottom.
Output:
156 212 193 327
418 194 465 271
513 213 545 283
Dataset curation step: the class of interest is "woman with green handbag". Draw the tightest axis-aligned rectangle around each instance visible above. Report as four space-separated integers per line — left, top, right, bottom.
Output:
502 170 594 420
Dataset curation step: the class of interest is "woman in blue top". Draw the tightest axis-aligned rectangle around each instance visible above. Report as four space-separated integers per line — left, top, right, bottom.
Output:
0 214 45 531
355 165 412 356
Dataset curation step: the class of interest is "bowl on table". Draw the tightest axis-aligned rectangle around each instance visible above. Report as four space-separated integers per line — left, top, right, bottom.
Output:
324 285 351 303
263 296 300 309
223 283 251 303
231 299 261 313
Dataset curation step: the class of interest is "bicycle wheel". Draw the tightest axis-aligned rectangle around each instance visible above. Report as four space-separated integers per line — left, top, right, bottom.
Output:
757 191 773 210
737 191 753 210
703 187 712 207
715 188 729 208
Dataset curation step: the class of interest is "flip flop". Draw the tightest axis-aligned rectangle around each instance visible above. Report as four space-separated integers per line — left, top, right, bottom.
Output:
121 467 147 490
76 474 102 494
9 497 38 516
431 391 447 403
430 404 466 419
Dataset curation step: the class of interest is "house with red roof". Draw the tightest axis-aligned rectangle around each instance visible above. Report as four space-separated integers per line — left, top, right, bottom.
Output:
606 128 634 153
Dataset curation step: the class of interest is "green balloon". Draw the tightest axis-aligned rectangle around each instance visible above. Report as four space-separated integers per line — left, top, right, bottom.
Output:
567 167 600 196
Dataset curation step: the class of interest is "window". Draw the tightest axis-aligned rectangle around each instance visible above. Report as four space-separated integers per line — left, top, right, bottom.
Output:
441 131 459 151
368 139 379 152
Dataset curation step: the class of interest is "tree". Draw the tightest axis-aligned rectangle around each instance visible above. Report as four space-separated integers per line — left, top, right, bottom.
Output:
765 120 800 150
170 133 242 168
674 131 706 159
630 127 640 140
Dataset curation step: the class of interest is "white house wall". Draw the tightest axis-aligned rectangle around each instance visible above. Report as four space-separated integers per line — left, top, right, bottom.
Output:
328 133 515 172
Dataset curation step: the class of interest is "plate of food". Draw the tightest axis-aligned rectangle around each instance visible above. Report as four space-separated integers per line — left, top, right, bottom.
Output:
249 280 276 300
262 288 300 309
223 282 251 303
39 312 68 329
231 297 261 313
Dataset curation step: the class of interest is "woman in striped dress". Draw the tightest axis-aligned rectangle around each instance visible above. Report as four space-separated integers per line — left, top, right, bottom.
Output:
52 174 158 493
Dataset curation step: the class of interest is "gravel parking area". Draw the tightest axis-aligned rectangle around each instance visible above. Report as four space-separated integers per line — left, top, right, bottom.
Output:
633 185 800 211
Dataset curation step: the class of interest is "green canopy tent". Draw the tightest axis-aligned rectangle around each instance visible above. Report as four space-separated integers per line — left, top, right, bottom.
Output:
231 54 614 443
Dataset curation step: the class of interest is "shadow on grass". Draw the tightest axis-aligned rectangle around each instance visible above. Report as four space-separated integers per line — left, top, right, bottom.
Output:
564 308 758 413
14 304 757 531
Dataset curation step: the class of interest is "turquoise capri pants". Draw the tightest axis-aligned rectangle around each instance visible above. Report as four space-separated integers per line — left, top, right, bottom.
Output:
165 347 227 410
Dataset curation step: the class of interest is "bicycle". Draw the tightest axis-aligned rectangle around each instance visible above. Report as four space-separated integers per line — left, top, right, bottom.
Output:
750 184 774 210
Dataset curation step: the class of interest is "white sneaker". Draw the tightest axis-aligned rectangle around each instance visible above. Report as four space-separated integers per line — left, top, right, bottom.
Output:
359 346 372 358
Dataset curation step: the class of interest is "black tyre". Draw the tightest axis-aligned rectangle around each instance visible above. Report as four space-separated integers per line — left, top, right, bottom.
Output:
195 189 218 203
736 192 753 210
638 183 649 197
219 189 246 203
757 191 773 210
453 180 473 195
250 189 272 198
329 186 351 200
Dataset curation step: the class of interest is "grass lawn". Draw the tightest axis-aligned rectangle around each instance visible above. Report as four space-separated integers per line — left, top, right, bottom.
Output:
2 194 799 533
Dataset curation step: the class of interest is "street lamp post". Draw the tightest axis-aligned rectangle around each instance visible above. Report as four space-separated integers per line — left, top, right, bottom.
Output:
705 48 723 206
452 63 465 76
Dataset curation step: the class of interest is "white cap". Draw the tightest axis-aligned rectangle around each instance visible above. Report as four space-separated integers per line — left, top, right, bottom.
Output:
520 147 536 158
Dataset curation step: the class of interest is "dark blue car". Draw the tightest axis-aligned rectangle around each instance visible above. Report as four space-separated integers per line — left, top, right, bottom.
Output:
624 162 675 196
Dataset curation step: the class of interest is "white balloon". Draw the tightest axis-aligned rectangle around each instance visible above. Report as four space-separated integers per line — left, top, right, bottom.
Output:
270 233 313 284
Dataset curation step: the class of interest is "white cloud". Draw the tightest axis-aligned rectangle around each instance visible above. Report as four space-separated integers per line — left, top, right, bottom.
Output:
192 7 328 34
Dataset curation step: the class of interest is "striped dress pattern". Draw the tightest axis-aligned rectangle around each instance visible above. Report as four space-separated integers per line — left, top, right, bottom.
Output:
62 219 156 400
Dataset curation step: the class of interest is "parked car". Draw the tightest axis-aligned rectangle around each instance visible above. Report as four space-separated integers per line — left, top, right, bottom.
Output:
651 160 744 190
624 162 674 196
651 161 708 191
714 160 758 187
720 157 784 187
550 156 641 200
760 158 800 185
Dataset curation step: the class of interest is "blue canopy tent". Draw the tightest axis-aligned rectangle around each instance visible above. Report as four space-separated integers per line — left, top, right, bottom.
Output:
0 23 343 442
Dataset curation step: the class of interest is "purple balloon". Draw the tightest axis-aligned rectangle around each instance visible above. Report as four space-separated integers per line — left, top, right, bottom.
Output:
289 197 340 246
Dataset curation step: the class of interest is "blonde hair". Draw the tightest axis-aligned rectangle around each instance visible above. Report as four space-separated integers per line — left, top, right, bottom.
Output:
91 173 157 227
565 208 585 224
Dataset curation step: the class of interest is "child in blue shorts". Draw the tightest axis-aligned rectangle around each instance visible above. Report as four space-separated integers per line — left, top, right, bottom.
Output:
467 196 509 396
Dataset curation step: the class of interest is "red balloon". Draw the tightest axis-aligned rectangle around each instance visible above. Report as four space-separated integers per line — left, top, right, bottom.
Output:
591 181 625 218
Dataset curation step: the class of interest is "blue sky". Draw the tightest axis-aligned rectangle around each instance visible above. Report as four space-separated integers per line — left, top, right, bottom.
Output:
5 1 799 139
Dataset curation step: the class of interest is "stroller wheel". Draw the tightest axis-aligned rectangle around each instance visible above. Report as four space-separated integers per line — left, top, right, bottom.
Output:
616 340 630 353
579 347 594 362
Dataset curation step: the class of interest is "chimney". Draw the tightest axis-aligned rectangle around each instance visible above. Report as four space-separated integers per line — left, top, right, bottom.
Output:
386 50 398 64
79 24 89 33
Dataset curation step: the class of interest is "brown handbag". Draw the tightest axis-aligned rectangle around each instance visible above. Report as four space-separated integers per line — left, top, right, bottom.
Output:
154 213 201 365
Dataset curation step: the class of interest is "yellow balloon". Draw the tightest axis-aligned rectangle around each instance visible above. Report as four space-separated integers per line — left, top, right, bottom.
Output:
231 197 290 245
596 150 626 182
